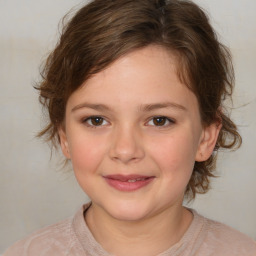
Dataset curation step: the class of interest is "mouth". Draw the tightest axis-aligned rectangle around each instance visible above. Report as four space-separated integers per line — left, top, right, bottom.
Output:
103 174 155 192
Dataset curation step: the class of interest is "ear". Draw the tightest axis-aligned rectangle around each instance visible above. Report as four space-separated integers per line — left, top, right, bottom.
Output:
195 121 222 162
58 127 71 159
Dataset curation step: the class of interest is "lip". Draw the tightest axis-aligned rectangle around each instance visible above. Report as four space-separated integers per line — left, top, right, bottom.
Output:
103 174 155 192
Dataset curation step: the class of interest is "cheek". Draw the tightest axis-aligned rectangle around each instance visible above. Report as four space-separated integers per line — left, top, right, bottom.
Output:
149 131 198 176
68 132 106 175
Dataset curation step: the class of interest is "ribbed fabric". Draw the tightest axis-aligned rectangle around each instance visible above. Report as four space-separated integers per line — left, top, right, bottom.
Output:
4 203 256 256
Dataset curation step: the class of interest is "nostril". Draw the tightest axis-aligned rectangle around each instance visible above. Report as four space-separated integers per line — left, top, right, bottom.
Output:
109 128 145 163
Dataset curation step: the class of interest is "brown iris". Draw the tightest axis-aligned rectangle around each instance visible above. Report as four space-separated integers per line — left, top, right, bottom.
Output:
153 117 168 126
90 117 104 126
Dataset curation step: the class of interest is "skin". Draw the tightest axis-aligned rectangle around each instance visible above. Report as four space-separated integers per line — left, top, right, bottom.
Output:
59 45 221 256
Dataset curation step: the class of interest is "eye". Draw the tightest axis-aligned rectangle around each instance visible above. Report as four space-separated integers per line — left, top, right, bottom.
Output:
147 116 174 127
83 116 108 127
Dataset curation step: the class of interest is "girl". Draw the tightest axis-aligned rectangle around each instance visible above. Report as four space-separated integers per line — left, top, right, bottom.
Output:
4 0 256 255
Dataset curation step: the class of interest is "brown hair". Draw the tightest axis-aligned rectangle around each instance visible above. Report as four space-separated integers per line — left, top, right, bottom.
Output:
37 0 241 199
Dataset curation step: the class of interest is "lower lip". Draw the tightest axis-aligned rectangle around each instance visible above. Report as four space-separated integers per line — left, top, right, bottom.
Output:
104 177 155 192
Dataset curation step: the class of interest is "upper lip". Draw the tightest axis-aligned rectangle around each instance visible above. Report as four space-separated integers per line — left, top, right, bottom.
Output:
103 174 155 182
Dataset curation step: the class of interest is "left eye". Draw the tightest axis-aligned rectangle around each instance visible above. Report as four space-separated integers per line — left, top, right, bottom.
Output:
147 116 174 127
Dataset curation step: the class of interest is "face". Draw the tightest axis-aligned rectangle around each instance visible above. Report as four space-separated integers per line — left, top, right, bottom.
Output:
59 46 219 221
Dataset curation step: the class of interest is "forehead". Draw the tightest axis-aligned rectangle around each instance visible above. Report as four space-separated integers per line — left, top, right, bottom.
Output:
101 46 179 83
67 45 198 113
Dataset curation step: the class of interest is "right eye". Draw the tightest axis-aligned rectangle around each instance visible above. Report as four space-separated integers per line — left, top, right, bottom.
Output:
83 116 108 127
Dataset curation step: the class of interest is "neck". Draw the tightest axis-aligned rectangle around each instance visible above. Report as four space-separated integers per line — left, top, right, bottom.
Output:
85 203 193 256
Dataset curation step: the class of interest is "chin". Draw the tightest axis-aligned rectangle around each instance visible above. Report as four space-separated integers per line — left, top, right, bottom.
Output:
112 210 149 222
104 200 153 222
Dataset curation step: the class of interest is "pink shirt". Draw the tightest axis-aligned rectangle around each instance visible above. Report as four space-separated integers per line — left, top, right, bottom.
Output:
4 203 256 256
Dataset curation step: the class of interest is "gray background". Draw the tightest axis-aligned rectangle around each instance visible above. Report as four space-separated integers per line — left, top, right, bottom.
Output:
1 0 256 252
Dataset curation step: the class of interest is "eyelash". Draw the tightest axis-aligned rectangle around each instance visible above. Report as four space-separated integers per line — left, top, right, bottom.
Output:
146 116 175 127
82 116 175 128
82 116 109 128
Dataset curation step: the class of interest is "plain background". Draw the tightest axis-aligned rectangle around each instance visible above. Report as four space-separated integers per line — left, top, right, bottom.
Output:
0 0 256 253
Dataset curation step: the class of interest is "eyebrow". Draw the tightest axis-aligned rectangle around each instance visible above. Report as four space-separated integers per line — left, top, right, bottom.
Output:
72 103 111 112
140 102 187 112
72 102 187 112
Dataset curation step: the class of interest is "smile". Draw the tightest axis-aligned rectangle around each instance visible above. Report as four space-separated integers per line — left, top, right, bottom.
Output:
103 174 155 192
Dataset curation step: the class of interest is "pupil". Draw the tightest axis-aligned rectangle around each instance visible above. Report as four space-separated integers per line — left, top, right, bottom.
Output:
92 117 103 126
153 117 166 126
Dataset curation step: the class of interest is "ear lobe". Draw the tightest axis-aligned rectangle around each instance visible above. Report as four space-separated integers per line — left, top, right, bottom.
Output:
195 121 222 162
58 127 70 159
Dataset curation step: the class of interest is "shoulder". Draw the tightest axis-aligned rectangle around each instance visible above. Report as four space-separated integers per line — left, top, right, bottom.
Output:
195 212 256 256
3 210 84 256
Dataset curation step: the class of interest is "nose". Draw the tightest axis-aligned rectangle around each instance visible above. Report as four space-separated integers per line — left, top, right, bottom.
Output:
109 125 145 164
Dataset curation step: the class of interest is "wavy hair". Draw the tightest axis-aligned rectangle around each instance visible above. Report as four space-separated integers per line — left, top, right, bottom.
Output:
37 0 242 199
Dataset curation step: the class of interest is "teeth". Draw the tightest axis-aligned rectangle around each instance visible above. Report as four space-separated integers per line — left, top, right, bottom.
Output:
127 178 146 182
